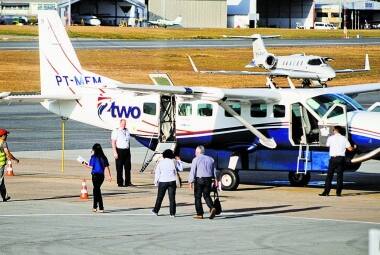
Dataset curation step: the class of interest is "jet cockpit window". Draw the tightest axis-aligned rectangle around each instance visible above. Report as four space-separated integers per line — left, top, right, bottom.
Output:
143 102 156 115
307 58 323 66
306 94 363 118
198 103 213 117
273 104 286 118
178 103 192 116
225 102 241 117
251 104 267 117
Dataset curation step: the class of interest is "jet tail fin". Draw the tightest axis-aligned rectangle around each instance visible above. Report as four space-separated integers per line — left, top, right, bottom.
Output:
38 11 83 96
174 16 182 25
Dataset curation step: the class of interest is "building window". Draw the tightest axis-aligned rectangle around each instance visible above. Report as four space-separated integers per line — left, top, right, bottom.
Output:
38 4 56 10
143 103 156 115
273 105 286 118
198 103 213 117
251 104 267 117
178 103 192 116
225 102 241 117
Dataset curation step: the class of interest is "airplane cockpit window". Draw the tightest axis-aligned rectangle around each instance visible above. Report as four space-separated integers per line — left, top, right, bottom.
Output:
143 102 156 115
306 94 363 118
198 103 213 117
251 104 267 117
178 103 192 116
273 104 286 118
225 102 241 117
307 58 323 66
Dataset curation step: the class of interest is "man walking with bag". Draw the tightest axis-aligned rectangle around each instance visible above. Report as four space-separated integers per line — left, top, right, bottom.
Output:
188 145 217 220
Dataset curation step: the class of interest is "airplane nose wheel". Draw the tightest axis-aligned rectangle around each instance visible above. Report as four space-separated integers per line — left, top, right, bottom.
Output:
288 172 311 187
220 169 240 191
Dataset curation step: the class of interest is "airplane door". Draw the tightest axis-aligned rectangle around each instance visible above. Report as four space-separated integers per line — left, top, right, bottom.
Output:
319 103 348 146
290 103 320 145
159 95 176 143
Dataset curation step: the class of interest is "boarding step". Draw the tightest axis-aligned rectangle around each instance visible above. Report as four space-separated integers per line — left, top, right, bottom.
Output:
296 144 310 174
140 142 177 173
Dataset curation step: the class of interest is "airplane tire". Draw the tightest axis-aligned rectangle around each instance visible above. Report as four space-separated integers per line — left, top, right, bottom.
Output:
288 172 311 187
220 169 240 191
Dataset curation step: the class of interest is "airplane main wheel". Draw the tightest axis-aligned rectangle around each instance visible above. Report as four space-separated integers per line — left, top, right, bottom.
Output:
288 172 311 187
220 169 240 191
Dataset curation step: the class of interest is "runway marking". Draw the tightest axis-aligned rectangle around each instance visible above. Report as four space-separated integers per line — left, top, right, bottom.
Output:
1 212 379 225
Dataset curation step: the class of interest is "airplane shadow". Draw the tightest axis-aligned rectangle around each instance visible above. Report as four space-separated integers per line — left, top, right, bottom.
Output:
219 206 328 220
11 191 148 202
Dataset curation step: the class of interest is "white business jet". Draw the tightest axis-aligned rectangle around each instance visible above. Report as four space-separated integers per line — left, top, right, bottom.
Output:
188 34 370 87
148 16 182 28
2 11 380 190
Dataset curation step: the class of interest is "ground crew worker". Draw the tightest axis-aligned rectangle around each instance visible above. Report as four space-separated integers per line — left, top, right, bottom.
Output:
319 126 355 197
0 129 19 202
111 119 132 187
188 145 217 219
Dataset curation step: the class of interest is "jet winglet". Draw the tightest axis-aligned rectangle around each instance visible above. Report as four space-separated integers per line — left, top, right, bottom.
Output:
365 54 370 71
187 55 199 73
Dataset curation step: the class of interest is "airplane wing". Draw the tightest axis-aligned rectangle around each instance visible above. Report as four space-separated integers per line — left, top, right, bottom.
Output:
187 55 270 76
109 83 281 103
0 93 81 103
315 83 380 96
335 54 370 74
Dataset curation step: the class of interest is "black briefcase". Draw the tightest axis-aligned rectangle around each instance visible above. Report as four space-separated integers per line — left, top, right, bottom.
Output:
213 191 222 215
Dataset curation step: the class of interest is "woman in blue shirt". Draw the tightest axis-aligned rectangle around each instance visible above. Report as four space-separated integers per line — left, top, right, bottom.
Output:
84 143 112 213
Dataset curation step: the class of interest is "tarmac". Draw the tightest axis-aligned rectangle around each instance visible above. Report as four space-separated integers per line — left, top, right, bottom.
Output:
0 148 379 255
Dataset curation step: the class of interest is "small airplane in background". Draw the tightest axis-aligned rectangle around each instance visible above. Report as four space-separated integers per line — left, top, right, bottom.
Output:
148 16 182 28
188 34 370 88
2 11 380 191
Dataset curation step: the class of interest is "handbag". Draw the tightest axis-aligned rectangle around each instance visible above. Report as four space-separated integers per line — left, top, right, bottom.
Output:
176 172 182 188
213 190 222 215
174 159 182 188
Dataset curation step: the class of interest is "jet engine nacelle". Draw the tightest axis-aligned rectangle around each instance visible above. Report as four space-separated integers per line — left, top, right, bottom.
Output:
263 54 277 70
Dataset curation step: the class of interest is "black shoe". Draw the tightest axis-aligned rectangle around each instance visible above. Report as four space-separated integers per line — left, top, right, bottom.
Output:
319 192 329 196
336 193 342 197
3 196 10 202
209 208 216 219
118 184 124 187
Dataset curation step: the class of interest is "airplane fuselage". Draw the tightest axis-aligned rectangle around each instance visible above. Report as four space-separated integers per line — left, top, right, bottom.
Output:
42 85 380 173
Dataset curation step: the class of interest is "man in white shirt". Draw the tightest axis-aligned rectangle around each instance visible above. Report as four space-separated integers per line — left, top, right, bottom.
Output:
111 119 132 187
319 126 355 197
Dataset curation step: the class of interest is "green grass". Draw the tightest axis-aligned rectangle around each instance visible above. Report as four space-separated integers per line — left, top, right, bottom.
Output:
1 25 380 40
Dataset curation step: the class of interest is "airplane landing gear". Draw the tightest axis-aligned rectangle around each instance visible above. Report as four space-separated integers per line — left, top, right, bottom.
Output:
288 172 311 186
220 169 240 191
301 79 311 88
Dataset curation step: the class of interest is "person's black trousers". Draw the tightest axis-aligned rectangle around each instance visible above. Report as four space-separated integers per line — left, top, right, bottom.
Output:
92 173 105 210
323 156 345 195
153 181 176 216
194 177 214 216
0 167 7 200
115 148 131 186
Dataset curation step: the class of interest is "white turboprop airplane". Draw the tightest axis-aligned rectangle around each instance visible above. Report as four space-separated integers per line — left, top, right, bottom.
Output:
188 34 370 87
2 11 380 190
148 16 182 28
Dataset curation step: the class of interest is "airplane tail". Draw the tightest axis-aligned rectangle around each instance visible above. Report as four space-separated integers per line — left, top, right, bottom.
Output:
173 16 182 25
247 34 269 68
38 11 83 96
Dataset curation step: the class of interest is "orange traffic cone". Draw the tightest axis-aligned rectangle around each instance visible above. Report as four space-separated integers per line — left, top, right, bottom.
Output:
5 161 14 176
80 179 89 200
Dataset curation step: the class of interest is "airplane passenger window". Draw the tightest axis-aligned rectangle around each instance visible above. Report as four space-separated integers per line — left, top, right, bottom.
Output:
308 59 322 66
250 104 267 117
225 102 241 117
143 102 156 115
178 103 192 116
198 103 213 116
273 105 286 118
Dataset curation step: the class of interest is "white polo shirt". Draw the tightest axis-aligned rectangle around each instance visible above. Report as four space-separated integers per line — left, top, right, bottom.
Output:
111 128 130 149
326 133 351 157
